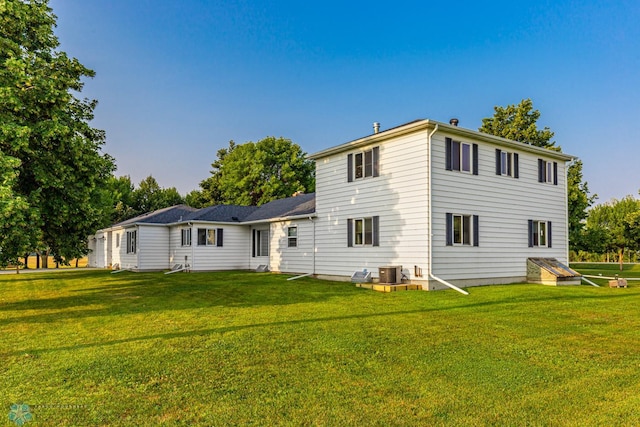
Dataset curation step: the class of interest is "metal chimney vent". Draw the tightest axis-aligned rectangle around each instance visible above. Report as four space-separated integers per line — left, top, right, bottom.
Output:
449 118 459 126
373 122 380 134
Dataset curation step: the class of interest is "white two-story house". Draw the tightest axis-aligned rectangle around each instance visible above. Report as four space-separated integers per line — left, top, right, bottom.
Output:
89 118 573 290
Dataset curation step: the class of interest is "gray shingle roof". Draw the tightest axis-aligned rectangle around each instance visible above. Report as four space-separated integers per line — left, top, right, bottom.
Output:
113 205 197 227
183 205 258 222
243 193 315 222
109 193 316 229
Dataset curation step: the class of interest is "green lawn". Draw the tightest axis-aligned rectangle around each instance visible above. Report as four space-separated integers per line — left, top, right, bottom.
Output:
1 269 640 426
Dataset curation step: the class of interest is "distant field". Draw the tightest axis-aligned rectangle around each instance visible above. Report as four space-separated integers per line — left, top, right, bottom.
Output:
5 256 88 270
571 262 640 285
1 270 639 425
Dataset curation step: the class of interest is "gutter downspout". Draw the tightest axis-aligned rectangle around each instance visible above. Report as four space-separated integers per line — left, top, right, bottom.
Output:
190 223 194 272
565 159 573 266
309 216 316 275
427 124 469 296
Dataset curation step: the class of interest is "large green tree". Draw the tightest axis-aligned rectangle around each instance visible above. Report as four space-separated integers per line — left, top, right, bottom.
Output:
105 175 185 223
479 99 557 150
195 137 315 206
566 159 597 251
479 99 595 252
585 197 640 270
0 0 115 265
131 175 184 214
0 152 39 270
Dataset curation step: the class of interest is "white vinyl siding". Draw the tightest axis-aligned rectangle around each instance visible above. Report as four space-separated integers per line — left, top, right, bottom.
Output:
169 224 249 271
432 134 568 282
269 220 314 274
118 228 139 269
314 130 430 280
137 226 170 270
111 230 124 267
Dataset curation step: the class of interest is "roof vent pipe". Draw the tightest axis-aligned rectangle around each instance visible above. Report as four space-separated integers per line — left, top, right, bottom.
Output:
373 122 380 134
449 118 459 126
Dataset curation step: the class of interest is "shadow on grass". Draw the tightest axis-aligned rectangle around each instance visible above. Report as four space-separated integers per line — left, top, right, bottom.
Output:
2 270 639 328
6 289 640 358
0 271 361 325
4 306 482 356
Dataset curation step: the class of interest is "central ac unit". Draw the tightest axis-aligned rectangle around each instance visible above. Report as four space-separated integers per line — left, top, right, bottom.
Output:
379 266 402 284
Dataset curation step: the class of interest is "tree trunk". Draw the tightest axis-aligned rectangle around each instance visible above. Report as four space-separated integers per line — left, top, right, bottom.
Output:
75 259 79 268
41 249 50 269
36 252 41 269
619 248 624 271
24 253 29 269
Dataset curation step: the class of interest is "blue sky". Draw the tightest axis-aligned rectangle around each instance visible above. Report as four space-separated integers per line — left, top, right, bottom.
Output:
50 0 639 202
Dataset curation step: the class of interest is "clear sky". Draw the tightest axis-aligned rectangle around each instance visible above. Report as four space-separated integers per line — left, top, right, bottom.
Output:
49 0 639 203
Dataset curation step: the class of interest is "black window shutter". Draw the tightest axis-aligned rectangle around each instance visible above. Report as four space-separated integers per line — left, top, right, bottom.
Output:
538 159 544 183
372 216 380 247
513 153 519 178
528 220 534 247
372 146 380 177
445 138 452 171
347 154 353 182
547 221 552 248
347 219 353 247
553 162 558 185
495 149 502 175
217 228 223 247
472 144 479 175
446 213 453 246
252 229 256 257
473 215 479 247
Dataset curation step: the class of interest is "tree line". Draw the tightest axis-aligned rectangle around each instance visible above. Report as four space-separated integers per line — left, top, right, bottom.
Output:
1 1 637 270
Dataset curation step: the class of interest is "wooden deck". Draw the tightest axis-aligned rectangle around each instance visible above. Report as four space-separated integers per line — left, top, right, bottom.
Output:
355 283 422 292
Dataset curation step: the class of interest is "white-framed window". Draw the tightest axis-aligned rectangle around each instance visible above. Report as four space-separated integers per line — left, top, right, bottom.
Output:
195 228 223 246
529 220 552 248
355 218 373 245
347 147 379 182
496 149 519 178
253 229 269 257
347 216 379 247
446 213 479 247
287 226 298 248
446 138 478 175
181 228 191 247
197 228 215 246
538 159 557 185
126 230 137 254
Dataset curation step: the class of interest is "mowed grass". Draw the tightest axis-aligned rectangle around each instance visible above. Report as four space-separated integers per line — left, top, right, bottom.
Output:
1 270 640 426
